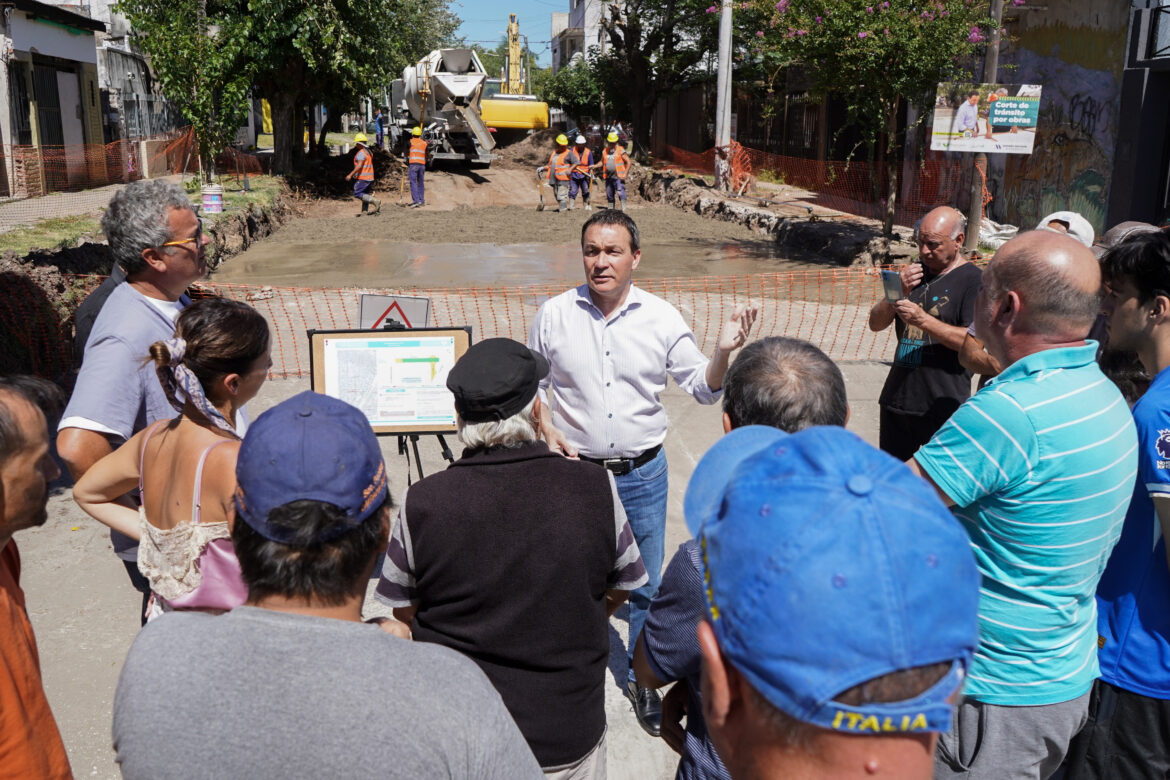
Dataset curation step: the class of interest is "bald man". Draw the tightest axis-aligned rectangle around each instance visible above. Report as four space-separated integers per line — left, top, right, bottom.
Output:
907 231 1139 780
869 206 983 460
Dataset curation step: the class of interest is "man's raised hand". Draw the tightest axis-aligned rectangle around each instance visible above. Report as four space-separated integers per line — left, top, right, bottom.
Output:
717 302 760 352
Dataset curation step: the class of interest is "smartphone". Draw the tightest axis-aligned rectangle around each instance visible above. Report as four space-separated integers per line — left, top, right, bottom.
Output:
880 270 903 304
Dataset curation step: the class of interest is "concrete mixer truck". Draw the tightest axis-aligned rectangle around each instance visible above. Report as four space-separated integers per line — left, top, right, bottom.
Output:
388 48 496 166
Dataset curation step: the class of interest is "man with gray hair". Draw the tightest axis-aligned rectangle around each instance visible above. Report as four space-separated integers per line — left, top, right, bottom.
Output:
632 337 848 780
57 179 211 621
908 230 1139 778
868 205 982 460
376 337 647 778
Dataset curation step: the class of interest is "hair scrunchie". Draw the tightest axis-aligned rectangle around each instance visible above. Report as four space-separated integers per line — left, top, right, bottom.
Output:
165 338 239 437
163 337 187 366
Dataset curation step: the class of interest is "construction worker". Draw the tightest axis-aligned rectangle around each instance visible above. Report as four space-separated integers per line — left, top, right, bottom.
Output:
408 127 427 208
345 133 381 216
536 134 577 213
569 134 593 211
595 132 631 211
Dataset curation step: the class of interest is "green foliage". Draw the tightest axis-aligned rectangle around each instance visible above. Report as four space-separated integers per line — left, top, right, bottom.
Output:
540 60 603 125
248 0 460 172
472 41 509 81
748 0 992 234
749 0 990 150
593 0 723 150
118 0 252 181
528 64 551 99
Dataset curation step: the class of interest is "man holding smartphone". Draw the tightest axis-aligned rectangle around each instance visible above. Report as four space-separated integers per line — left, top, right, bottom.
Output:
868 206 982 460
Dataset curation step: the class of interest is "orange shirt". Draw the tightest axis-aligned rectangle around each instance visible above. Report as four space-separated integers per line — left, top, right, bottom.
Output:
355 149 374 181
0 540 72 779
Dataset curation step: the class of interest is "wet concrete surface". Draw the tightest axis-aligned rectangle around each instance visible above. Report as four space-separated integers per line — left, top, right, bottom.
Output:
212 204 828 289
213 237 824 289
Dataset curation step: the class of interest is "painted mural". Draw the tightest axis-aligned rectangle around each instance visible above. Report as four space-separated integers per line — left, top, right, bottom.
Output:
988 7 1128 236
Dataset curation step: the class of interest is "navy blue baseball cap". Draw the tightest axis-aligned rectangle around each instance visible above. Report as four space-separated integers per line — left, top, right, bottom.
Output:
234 391 388 544
685 426 980 735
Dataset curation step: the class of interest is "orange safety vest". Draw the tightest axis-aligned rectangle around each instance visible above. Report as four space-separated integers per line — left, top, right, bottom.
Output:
602 146 628 179
355 149 374 181
573 147 592 175
548 150 572 182
409 137 427 166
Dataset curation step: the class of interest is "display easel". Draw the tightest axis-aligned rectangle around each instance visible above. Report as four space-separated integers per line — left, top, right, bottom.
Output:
307 324 472 484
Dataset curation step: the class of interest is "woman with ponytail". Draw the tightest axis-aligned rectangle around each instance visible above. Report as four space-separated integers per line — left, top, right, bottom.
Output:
74 297 270 618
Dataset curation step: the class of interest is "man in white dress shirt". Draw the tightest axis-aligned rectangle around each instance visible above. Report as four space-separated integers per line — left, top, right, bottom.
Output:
528 210 757 737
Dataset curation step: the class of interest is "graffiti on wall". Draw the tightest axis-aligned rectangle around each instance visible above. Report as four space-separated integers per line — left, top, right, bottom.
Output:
997 46 1119 235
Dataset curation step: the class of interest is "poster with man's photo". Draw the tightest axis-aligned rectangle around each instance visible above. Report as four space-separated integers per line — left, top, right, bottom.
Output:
929 83 1042 154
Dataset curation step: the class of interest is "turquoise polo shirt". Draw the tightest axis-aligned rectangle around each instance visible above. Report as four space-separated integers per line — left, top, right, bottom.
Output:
915 342 1138 706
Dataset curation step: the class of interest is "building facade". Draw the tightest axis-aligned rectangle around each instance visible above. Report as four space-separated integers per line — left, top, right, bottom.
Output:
0 0 106 196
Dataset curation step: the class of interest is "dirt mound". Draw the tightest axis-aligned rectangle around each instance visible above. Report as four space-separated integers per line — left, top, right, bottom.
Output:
494 128 561 169
286 146 406 199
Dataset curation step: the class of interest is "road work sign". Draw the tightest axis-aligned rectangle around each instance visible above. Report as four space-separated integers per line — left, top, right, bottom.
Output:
359 294 432 330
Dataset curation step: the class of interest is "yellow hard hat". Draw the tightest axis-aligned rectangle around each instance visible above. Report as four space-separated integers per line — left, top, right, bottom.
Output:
607 131 619 143
354 133 368 144
555 133 569 146
412 127 422 136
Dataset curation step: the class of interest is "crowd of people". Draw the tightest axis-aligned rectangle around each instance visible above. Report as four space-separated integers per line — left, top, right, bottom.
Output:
2 176 1170 780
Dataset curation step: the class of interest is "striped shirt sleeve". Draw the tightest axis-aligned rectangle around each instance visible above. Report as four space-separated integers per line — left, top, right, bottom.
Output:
915 390 1035 508
607 472 649 590
641 540 704 684
374 497 418 607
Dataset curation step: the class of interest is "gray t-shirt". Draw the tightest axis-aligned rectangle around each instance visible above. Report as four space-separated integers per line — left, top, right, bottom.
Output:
113 607 543 779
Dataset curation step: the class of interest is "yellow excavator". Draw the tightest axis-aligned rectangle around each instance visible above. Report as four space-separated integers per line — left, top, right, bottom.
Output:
480 14 549 143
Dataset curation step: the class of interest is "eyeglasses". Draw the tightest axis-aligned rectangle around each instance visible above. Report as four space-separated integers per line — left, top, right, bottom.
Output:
161 218 207 249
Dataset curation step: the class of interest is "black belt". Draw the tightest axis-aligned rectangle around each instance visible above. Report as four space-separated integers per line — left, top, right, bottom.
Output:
581 444 662 476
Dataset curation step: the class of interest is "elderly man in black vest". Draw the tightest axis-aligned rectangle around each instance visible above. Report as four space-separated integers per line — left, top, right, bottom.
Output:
376 338 647 779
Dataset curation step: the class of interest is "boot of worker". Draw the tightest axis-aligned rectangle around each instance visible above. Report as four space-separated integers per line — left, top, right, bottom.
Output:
557 198 569 213
584 197 592 212
359 195 370 216
369 196 382 215
618 199 626 212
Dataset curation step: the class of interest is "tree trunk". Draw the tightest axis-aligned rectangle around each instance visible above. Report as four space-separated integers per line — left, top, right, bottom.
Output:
631 99 653 157
881 100 899 239
267 90 297 174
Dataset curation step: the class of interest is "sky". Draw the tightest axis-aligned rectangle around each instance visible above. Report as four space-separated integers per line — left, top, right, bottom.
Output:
453 0 562 67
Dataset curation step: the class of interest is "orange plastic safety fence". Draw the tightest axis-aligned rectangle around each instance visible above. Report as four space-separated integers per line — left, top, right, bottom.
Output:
0 127 265 200
4 270 905 382
660 144 968 228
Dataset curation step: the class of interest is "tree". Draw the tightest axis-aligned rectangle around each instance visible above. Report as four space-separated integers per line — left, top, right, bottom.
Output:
750 0 991 237
540 59 603 131
118 0 252 181
472 41 509 81
593 0 721 153
247 0 460 173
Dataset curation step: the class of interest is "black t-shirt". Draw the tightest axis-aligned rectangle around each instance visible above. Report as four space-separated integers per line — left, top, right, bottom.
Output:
879 261 982 415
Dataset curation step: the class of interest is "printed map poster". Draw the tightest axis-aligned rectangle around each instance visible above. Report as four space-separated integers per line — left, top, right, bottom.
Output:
309 328 472 434
930 83 1042 154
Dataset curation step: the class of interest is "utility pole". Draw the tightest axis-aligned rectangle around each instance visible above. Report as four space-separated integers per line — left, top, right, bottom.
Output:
964 0 1006 253
714 0 733 191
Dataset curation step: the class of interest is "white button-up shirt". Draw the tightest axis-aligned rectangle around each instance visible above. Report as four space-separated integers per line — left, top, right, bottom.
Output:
528 284 719 459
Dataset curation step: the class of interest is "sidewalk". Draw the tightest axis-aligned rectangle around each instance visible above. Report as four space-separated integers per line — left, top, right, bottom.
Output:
0 175 182 234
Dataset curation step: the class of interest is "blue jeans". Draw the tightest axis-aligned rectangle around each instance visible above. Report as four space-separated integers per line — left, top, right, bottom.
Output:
614 446 668 683
409 164 425 204
569 174 590 202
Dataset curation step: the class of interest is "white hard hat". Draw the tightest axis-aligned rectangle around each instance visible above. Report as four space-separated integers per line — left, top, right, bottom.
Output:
575 135 586 144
